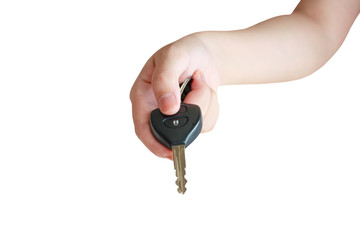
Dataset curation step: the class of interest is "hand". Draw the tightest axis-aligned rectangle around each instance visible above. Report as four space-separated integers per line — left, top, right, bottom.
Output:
130 33 221 159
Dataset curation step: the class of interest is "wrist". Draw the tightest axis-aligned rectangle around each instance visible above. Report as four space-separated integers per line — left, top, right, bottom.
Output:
191 31 236 86
187 31 223 89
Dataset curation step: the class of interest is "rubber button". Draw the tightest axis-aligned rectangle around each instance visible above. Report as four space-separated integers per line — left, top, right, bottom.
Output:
164 117 188 128
178 105 187 113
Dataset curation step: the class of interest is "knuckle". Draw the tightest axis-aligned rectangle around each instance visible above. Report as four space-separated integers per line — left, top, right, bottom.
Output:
201 121 209 132
134 124 147 141
129 86 135 102
166 44 185 57
201 123 215 133
129 83 140 103
134 126 142 139
153 150 166 159
206 122 216 132
149 142 169 159
154 73 168 84
157 43 188 62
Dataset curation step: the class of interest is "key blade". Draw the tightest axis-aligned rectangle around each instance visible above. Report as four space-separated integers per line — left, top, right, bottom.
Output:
172 144 187 194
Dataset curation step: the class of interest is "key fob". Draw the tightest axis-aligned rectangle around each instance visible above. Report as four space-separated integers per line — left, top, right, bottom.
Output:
150 103 202 149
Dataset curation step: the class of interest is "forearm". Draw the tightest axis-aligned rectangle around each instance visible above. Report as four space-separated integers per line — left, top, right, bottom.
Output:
195 1 358 85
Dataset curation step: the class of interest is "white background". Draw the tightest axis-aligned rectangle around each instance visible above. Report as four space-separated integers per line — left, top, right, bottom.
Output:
1 0 359 239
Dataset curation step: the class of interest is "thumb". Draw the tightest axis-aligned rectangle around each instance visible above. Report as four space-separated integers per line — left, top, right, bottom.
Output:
152 48 188 115
152 72 180 115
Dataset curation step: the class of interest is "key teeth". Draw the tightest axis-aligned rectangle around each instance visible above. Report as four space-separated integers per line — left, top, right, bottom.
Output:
177 187 187 194
176 177 187 194
175 178 187 186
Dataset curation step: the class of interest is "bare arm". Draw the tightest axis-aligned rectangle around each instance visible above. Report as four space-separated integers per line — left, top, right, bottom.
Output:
196 0 360 85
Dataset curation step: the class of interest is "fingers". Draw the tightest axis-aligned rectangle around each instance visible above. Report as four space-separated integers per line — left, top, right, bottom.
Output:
130 59 173 159
152 45 190 115
131 45 192 159
183 70 219 132
134 112 173 159
183 71 211 117
131 84 173 159
202 91 219 132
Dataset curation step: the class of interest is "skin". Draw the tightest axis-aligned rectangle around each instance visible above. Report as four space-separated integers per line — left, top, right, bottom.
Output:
130 0 360 159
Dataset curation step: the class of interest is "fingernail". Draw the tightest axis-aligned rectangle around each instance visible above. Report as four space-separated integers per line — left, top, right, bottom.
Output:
194 70 202 81
159 93 177 114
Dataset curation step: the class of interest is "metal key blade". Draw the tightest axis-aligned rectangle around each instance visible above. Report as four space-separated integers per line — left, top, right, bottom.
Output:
172 144 187 194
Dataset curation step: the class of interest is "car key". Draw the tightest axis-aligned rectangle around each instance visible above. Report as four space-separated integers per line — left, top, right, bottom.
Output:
150 78 202 194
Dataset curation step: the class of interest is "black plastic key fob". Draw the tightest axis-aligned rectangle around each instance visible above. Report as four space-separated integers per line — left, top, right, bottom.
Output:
150 103 202 149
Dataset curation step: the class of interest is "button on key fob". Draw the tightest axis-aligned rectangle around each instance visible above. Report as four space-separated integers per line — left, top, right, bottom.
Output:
150 103 202 149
